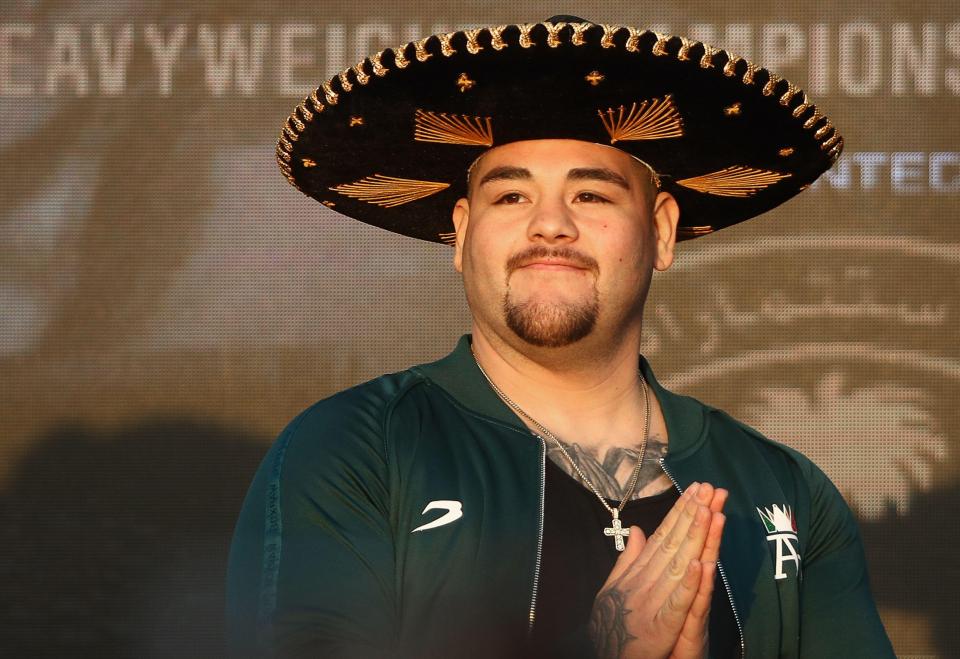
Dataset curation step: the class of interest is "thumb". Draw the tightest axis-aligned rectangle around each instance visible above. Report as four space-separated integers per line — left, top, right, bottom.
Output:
607 525 645 582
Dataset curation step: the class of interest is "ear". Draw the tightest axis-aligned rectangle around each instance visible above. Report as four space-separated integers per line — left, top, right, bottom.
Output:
451 197 470 273
651 191 680 272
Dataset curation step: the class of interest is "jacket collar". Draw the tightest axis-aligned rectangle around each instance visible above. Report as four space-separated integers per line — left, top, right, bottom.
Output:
413 334 708 458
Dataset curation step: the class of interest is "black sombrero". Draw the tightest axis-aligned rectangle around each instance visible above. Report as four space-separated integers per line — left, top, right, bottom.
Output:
276 17 843 244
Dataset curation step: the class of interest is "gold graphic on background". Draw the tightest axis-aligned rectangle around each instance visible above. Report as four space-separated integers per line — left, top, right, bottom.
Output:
414 110 493 146
675 166 792 197
599 95 684 143
330 174 451 207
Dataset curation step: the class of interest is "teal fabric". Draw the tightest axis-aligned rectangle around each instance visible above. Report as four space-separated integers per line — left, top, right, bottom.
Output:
226 334 895 658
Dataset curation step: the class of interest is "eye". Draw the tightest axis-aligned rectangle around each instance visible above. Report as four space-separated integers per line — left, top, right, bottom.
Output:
575 191 609 203
494 192 525 204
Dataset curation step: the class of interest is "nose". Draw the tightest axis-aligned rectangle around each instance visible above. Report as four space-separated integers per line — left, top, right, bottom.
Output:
526 195 579 243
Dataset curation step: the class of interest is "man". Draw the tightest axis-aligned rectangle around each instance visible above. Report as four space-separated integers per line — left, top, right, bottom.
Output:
227 18 894 658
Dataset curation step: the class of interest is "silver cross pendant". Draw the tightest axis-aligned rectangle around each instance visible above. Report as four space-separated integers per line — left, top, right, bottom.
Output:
603 508 631 551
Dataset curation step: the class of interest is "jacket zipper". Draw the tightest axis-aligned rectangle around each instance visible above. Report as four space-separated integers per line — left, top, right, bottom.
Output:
527 433 547 634
659 456 746 659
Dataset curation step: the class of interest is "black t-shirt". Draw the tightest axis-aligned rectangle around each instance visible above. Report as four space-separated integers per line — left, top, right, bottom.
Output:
527 457 739 658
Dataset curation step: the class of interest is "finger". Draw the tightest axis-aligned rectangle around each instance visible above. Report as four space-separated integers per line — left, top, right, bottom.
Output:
699 511 726 564
708 487 729 514
633 483 700 573
646 504 711 604
671 561 716 658
687 559 717 622
653 558 702 632
638 494 709 583
604 525 646 585
693 481 714 507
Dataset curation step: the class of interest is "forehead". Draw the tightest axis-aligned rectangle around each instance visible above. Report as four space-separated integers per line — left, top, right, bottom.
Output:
470 138 638 177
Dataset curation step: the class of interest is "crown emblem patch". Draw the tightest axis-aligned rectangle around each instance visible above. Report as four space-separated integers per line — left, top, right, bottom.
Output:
756 503 801 580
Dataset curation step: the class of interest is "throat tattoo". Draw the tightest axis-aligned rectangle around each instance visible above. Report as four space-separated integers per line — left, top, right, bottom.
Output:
546 434 671 501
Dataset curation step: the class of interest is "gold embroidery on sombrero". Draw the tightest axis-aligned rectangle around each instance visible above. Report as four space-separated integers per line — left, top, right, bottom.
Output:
456 73 476 92
723 102 742 116
321 82 338 105
309 89 325 113
288 114 305 132
301 158 316 167
742 62 762 85
330 174 451 207
488 25 508 50
296 101 313 123
585 71 605 86
821 134 841 151
370 51 387 77
677 37 696 61
723 54 742 76
600 25 621 48
281 125 297 143
337 69 353 92
543 22 567 48
276 148 291 164
463 29 484 54
763 73 782 96
414 109 493 146
675 166 792 197
700 44 721 68
569 22 591 46
803 108 825 130
278 135 292 152
414 36 433 62
678 225 714 238
349 116 364 127
815 122 834 140
778 148 795 157
351 60 370 85
624 27 642 52
392 43 411 69
518 24 537 48
779 83 802 107
437 231 458 245
598 95 684 143
652 32 670 56
438 32 457 57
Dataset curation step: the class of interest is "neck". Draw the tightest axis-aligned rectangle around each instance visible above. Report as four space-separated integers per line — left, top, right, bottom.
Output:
469 323 656 449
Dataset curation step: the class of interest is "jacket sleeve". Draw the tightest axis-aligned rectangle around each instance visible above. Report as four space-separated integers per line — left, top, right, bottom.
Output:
225 390 398 658
796 459 895 658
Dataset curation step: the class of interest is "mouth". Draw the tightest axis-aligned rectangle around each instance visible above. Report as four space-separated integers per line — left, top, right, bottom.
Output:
517 260 588 272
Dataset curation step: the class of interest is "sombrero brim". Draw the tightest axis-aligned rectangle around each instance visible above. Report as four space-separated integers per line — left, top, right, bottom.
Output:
276 21 843 244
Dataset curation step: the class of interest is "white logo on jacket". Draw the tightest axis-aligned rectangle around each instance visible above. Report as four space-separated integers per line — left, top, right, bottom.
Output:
411 500 463 533
757 503 801 580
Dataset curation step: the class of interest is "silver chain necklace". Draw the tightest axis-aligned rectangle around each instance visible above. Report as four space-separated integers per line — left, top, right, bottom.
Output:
471 346 650 551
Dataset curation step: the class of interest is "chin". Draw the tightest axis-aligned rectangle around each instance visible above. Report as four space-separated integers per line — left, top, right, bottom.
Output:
503 299 598 348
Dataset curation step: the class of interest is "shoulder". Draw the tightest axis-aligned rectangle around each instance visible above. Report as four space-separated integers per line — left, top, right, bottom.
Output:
706 405 858 556
267 367 430 477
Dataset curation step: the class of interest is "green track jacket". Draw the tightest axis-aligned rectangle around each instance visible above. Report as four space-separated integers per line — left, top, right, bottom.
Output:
226 334 895 658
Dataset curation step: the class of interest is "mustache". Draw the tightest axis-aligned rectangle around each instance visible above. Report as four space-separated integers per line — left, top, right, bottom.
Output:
505 245 599 275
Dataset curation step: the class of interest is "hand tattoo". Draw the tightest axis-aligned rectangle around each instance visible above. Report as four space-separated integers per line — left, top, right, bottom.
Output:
589 587 637 659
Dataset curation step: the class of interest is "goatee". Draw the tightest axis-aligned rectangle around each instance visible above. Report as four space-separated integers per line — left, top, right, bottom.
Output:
503 293 599 348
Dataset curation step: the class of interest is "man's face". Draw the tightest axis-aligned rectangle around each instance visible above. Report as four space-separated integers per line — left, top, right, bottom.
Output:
451 139 679 349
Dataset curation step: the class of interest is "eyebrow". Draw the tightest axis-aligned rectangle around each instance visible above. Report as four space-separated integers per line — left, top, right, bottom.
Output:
567 167 631 190
476 165 631 190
